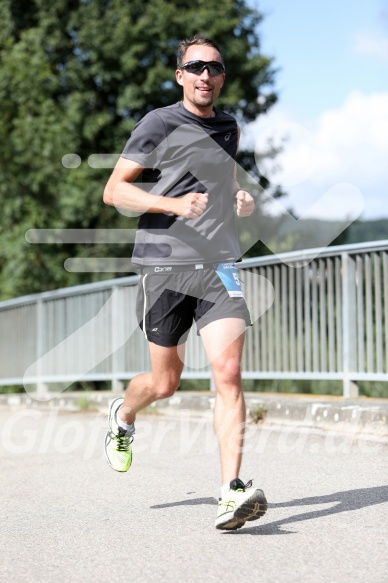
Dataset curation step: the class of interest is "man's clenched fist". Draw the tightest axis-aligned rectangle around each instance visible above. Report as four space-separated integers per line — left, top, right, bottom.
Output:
176 192 208 219
236 190 254 217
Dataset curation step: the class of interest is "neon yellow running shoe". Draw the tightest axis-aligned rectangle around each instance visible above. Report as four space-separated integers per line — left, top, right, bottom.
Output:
104 397 134 472
215 478 267 530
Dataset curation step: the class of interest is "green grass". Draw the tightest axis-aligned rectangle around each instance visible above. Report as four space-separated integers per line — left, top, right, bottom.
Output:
250 404 267 424
0 385 25 394
1 378 386 398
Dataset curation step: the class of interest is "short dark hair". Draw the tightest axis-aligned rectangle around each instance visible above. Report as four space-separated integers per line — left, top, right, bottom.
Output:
177 36 224 69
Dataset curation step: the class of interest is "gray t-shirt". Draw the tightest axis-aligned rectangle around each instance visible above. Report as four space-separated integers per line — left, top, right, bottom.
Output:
121 101 241 266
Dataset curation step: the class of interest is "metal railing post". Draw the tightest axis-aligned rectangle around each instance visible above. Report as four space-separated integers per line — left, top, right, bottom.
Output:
342 253 358 397
111 286 125 392
36 299 48 397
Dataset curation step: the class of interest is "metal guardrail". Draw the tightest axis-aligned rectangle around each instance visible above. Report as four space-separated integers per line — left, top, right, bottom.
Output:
0 240 387 398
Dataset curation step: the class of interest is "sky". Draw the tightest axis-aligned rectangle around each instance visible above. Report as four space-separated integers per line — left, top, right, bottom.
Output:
242 0 388 221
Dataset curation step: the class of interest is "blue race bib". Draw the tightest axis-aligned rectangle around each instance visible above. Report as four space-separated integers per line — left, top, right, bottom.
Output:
215 263 244 298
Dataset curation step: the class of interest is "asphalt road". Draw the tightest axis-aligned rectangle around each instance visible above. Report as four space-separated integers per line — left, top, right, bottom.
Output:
0 408 387 583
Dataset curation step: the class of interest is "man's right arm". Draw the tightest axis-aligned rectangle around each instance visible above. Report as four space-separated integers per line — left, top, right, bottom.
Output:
103 157 207 219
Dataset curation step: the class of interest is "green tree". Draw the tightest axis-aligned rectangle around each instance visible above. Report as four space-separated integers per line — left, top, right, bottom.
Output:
0 0 278 299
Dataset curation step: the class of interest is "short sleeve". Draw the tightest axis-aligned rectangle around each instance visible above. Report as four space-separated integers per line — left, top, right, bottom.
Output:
121 112 167 166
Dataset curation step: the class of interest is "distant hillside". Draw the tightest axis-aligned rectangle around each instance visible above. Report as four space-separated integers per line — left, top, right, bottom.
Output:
338 219 388 245
243 217 388 258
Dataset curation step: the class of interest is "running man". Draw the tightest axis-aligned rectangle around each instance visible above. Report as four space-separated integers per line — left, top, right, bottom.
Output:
103 36 267 530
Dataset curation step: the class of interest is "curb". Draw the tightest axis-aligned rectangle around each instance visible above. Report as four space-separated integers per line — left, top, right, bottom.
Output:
1 391 387 439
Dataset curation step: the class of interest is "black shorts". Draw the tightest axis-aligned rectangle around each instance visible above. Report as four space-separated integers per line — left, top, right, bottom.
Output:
136 263 251 347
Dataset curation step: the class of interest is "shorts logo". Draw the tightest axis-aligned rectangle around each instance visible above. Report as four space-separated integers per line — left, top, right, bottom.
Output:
224 133 231 141
152 328 158 331
154 266 172 272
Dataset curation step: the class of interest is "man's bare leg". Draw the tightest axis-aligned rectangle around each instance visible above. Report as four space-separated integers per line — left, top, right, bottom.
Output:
118 341 185 425
201 317 268 530
200 318 246 484
105 341 185 473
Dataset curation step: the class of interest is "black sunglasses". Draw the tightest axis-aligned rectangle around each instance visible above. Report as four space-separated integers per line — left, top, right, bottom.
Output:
180 60 225 76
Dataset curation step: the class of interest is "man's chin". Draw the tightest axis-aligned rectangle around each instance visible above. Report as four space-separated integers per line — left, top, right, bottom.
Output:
194 97 214 108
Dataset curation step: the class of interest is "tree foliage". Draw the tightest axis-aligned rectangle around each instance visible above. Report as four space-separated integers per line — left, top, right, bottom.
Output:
0 0 278 299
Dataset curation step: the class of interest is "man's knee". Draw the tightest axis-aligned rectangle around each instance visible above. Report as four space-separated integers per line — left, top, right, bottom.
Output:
153 373 181 400
212 356 242 385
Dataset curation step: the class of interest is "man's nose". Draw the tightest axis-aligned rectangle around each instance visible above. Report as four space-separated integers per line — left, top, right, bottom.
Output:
199 67 211 79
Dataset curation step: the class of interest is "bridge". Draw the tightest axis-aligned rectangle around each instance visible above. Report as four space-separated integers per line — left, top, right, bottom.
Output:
0 240 387 399
1 241 387 583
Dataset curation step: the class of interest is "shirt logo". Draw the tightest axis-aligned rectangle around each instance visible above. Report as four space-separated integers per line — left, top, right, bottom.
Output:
224 133 231 141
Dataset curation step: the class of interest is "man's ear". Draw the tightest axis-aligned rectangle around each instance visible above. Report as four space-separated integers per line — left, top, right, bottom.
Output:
175 69 184 86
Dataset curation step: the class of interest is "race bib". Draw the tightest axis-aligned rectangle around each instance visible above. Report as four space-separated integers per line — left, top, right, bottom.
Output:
215 263 244 298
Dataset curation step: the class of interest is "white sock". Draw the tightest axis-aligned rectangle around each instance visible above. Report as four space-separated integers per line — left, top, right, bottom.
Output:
220 483 231 498
116 409 135 433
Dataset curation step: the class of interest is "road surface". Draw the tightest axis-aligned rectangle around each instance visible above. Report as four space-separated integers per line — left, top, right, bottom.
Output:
0 408 387 583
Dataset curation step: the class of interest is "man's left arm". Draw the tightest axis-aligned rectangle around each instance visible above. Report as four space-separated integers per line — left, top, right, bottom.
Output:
233 125 255 217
